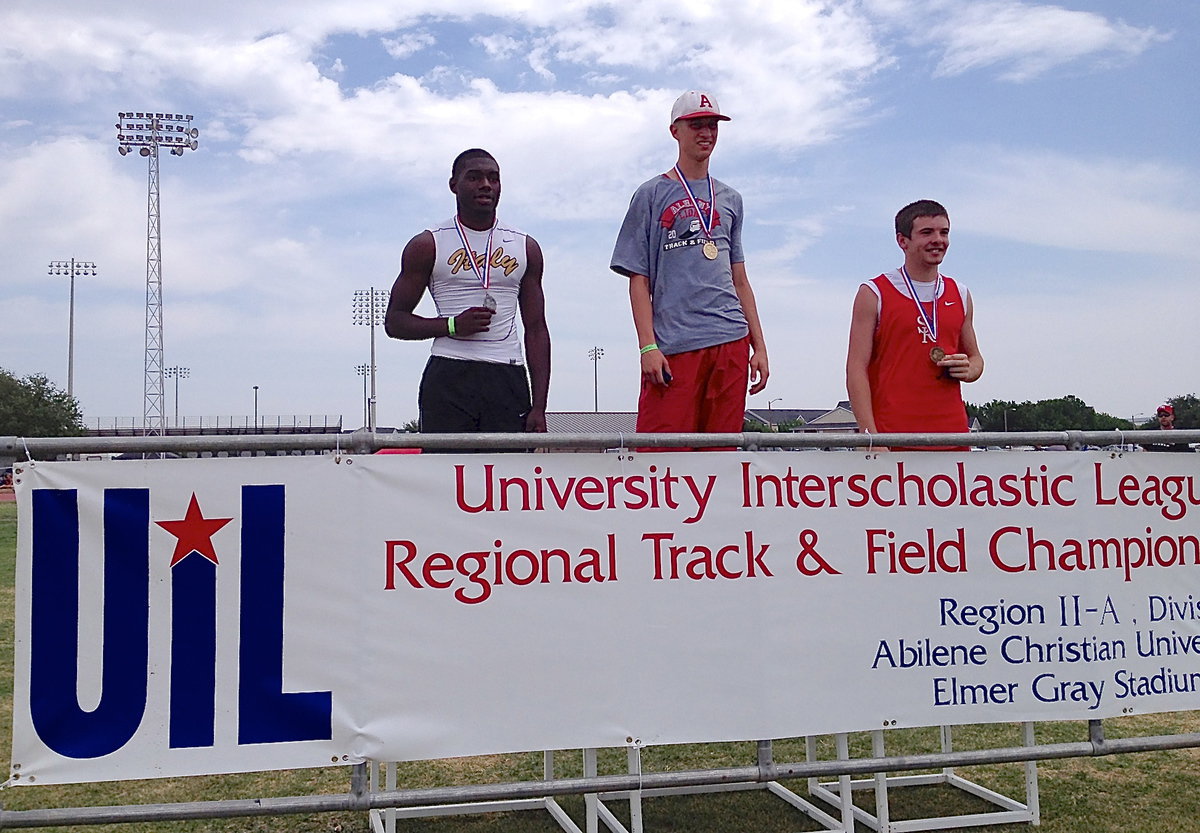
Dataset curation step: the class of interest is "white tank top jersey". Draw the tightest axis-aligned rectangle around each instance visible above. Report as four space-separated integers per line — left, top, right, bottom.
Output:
426 217 529 365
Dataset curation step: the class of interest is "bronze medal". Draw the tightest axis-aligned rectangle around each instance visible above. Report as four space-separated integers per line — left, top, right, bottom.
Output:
929 346 946 363
702 240 719 260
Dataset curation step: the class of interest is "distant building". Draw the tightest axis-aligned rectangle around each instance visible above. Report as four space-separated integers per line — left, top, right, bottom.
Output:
545 412 638 434
745 401 859 433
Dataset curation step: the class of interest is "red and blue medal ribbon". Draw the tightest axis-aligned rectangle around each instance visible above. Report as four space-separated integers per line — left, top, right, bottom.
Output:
453 216 496 293
899 265 942 344
673 164 716 246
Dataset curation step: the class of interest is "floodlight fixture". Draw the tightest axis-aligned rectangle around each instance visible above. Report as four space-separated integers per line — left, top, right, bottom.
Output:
164 365 191 427
588 346 604 412
355 363 370 429
115 112 199 158
47 259 97 399
352 288 390 433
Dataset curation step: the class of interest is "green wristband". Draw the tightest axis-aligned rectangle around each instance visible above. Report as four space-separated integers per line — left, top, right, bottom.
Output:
639 343 659 355
447 315 456 336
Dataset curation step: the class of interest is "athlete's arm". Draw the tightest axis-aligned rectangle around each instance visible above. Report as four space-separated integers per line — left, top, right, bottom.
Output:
629 273 670 386
519 236 551 433
846 284 880 435
942 289 984 382
384 231 493 340
731 261 769 394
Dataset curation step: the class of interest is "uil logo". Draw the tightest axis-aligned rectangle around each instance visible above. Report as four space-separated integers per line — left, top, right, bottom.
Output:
28 485 332 759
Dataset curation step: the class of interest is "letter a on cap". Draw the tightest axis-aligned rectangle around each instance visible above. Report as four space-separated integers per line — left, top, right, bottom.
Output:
670 90 731 123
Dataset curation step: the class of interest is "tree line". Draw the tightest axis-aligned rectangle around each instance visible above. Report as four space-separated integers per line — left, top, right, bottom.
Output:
0 368 84 437
966 394 1198 433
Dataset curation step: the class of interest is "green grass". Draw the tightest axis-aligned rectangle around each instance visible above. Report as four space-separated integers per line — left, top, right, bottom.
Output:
1 501 1198 832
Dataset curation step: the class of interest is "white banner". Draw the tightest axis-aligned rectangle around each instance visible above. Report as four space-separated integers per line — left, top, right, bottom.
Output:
11 450 1200 785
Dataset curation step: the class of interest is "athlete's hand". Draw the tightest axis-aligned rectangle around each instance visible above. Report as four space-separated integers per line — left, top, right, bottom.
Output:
452 306 494 337
641 348 671 386
939 352 972 380
524 406 547 433
748 350 769 395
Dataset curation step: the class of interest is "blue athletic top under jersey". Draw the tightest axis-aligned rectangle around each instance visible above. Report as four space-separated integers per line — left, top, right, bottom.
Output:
609 174 748 356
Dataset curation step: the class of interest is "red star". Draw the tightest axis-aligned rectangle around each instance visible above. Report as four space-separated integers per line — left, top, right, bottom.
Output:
156 493 233 567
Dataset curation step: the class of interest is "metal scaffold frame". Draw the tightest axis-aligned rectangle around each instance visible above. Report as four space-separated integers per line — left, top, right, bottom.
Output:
1 722 1198 830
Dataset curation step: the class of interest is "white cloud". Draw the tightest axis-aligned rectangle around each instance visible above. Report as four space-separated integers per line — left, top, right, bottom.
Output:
946 147 1200 258
471 33 522 60
525 46 556 82
2 1 887 152
382 31 435 59
869 0 1168 81
0 138 146 288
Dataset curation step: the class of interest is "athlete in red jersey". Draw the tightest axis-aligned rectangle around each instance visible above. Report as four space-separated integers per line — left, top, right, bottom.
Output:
846 200 983 449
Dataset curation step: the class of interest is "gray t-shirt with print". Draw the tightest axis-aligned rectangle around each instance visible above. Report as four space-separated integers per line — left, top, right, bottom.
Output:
610 173 748 355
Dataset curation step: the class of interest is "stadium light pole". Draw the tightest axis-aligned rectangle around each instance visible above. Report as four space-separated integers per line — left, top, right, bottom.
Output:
587 346 604 412
352 288 388 433
47 259 97 399
253 385 259 433
164 366 190 428
355 363 370 429
115 111 199 436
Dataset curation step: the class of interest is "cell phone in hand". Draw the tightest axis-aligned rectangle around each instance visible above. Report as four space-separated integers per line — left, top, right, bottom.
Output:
662 369 672 385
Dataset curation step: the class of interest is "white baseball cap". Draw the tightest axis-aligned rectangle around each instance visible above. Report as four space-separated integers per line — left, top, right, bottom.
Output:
670 90 731 123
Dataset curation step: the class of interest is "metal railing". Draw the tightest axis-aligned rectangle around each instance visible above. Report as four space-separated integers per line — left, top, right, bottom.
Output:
4 429 1197 460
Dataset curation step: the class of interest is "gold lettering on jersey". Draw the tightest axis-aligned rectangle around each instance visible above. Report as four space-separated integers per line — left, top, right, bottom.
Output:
490 247 520 276
447 247 521 277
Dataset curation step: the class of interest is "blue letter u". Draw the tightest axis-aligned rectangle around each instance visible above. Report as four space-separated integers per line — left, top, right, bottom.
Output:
29 489 149 758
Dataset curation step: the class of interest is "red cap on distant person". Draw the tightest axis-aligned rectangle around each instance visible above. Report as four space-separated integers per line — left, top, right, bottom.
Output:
1158 404 1174 415
671 90 731 123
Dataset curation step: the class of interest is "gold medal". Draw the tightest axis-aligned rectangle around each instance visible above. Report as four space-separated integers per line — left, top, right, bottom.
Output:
929 346 946 363
702 240 719 260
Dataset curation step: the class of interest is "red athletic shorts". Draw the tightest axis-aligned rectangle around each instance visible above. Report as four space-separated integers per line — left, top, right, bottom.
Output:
636 336 749 451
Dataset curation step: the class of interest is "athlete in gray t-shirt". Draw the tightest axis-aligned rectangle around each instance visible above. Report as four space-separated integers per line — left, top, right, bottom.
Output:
609 90 768 439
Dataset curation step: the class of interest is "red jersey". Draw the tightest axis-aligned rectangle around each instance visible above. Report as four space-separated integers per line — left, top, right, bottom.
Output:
867 272 968 435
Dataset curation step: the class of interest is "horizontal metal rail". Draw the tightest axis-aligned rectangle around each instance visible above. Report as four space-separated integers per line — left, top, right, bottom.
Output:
2 429 1197 458
1 727 1198 828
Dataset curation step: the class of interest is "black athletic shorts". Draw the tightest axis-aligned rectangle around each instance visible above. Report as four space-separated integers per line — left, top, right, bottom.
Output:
418 356 532 434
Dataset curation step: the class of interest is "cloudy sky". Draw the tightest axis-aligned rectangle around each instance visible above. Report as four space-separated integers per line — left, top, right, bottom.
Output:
2 0 1196 430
